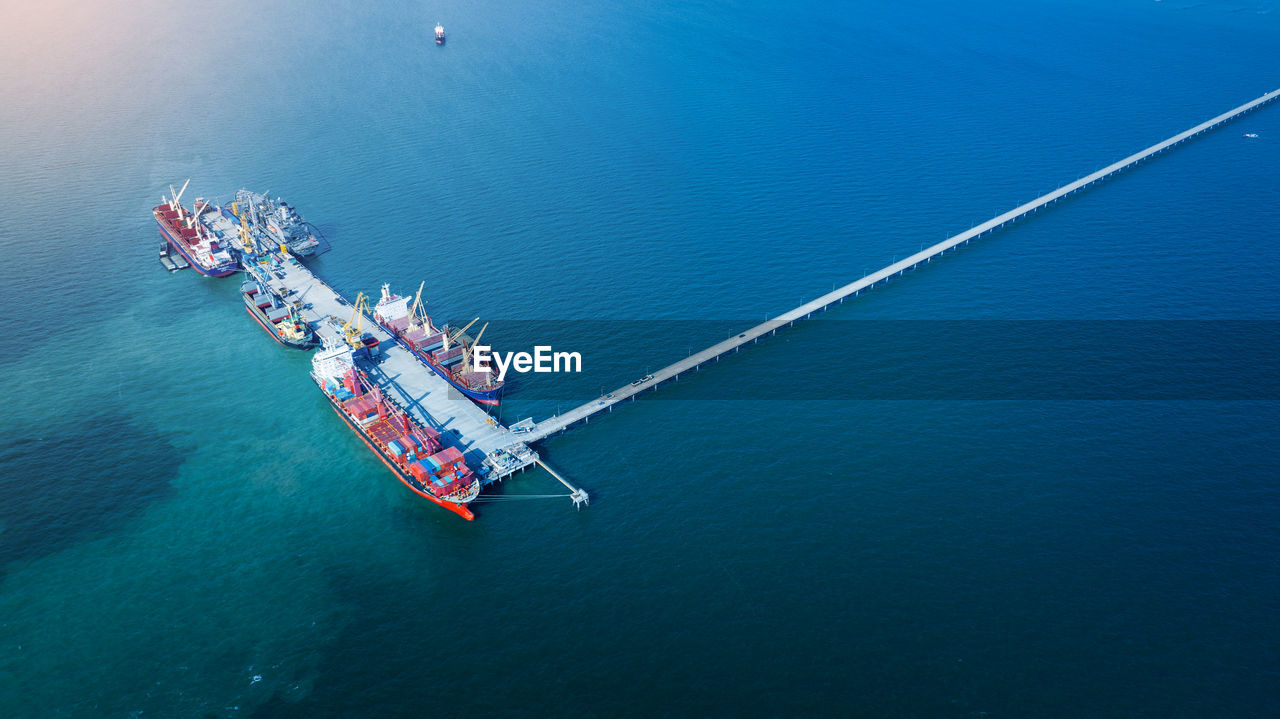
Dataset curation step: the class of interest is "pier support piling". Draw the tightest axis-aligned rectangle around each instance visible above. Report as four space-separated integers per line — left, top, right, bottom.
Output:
536 458 588 510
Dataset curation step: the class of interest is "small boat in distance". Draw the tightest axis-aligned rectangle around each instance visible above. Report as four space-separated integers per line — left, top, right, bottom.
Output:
435 23 445 45
1243 133 1259 139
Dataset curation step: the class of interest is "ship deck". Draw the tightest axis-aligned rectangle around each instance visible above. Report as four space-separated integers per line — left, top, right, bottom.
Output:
254 256 537 481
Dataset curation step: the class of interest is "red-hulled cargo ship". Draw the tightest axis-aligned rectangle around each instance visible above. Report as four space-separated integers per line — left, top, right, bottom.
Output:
310 343 480 519
373 283 504 407
152 180 239 278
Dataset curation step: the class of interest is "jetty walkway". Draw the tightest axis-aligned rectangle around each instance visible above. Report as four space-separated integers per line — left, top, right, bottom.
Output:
254 261 543 483
522 88 1280 442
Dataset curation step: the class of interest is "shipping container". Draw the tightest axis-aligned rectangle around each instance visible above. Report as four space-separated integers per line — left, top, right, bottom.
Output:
429 447 465 467
408 461 429 482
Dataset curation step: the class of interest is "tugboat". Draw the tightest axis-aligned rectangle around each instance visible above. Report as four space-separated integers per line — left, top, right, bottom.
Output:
435 23 446 45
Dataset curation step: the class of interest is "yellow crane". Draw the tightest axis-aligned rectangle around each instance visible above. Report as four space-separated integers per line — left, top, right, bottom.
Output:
343 292 370 347
229 201 255 254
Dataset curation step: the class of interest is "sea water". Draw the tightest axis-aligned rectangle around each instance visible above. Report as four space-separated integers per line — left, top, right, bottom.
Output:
0 0 1278 716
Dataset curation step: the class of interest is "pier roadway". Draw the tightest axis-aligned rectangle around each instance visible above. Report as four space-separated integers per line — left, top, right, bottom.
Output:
523 89 1280 442
256 261 538 481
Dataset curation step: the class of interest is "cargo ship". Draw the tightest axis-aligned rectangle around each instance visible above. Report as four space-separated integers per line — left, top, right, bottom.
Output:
373 283 504 407
241 278 318 349
152 181 239 277
311 343 480 519
230 189 325 257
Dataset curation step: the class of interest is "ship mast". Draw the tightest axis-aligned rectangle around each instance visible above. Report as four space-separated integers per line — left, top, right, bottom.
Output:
169 179 191 223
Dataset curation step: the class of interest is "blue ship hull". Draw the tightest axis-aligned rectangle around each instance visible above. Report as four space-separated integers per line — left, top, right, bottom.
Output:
412 346 503 406
372 319 503 407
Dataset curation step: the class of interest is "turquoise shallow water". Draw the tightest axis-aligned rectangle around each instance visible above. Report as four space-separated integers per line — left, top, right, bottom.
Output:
1 0 1279 716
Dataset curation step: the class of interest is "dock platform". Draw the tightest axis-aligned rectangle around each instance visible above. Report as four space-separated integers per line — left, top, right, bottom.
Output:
254 258 540 483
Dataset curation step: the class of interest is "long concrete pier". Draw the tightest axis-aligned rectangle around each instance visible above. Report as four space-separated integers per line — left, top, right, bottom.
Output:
522 88 1280 442
253 260 544 483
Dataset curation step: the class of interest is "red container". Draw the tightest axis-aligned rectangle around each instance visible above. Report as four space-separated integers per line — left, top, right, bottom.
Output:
428 447 464 468
343 397 376 417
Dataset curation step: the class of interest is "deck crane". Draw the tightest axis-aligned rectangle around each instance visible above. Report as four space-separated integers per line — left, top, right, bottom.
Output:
406 281 427 332
184 204 201 232
168 179 191 224
442 317 479 351
461 322 489 371
186 196 209 238
343 292 370 347
188 197 214 237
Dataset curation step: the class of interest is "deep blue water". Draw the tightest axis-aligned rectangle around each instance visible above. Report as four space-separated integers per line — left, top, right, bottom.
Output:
1 0 1278 716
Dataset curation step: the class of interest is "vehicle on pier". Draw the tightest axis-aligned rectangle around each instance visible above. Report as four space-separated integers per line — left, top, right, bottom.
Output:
372 283 505 407
310 343 480 520
152 180 239 277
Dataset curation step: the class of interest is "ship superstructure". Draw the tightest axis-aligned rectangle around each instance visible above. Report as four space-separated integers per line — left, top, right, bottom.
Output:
241 277 318 349
230 189 325 257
